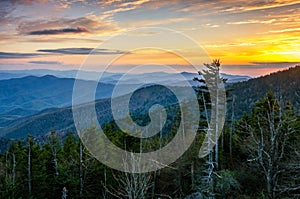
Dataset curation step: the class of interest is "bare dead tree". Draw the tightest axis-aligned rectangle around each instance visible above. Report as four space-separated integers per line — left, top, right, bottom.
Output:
50 131 59 176
105 145 153 199
241 94 299 198
192 60 227 198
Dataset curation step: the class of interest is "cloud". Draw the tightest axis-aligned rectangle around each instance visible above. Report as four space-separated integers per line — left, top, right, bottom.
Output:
9 0 48 5
0 1 18 25
204 42 255 48
28 61 61 64
251 61 300 66
227 19 276 25
24 37 103 43
223 62 300 70
18 14 120 36
174 0 300 16
0 52 41 59
28 27 89 35
268 27 300 33
0 34 16 43
37 48 128 55
101 0 152 19
205 23 220 28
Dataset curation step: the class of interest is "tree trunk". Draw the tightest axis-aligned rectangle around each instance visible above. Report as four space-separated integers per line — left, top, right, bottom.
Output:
79 142 83 196
191 161 194 188
12 151 16 198
28 139 32 197
230 96 235 159
50 133 59 176
5 151 8 182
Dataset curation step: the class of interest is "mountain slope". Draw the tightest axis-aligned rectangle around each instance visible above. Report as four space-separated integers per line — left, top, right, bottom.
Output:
0 75 116 127
1 84 183 138
229 66 300 117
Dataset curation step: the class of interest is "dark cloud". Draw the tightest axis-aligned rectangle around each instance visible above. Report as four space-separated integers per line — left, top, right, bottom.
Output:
24 37 103 43
18 15 120 35
28 27 89 35
251 61 300 66
0 52 41 59
28 61 61 65
223 62 300 70
37 48 127 55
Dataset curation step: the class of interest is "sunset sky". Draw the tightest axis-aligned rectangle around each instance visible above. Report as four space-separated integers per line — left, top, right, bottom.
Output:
0 0 299 76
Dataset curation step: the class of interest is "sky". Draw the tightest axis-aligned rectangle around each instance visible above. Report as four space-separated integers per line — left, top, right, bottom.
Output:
0 0 299 76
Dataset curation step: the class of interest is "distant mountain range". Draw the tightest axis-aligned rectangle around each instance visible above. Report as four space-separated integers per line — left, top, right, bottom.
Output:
0 75 115 128
0 70 251 128
3 67 299 139
0 84 185 138
0 69 251 83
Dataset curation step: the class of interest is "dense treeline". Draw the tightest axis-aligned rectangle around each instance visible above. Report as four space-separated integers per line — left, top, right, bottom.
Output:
228 65 300 118
1 91 299 199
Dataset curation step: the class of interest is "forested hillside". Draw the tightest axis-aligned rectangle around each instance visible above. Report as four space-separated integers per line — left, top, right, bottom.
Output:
229 66 300 118
0 65 299 198
0 75 115 129
1 91 299 199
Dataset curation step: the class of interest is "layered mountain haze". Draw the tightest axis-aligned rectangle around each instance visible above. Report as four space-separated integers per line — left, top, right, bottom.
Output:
0 69 251 138
0 69 251 82
0 85 185 138
0 75 115 126
0 66 299 139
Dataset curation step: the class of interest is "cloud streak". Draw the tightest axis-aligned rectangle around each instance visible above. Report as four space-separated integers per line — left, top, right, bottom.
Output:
251 61 300 66
227 19 276 25
28 61 61 65
28 27 89 35
37 48 128 55
268 27 300 33
0 52 41 59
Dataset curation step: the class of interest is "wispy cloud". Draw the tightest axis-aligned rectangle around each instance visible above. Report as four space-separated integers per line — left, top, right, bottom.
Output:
0 52 41 59
204 42 255 48
7 0 48 5
0 1 20 25
28 61 61 65
204 23 220 28
101 0 151 19
37 48 127 55
228 19 276 25
177 0 300 15
28 27 89 35
268 27 300 33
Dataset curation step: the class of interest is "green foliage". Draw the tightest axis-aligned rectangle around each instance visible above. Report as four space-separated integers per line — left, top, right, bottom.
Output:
228 66 300 118
214 170 240 198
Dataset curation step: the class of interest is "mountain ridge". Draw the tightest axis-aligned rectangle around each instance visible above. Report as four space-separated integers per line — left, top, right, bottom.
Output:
1 66 298 139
